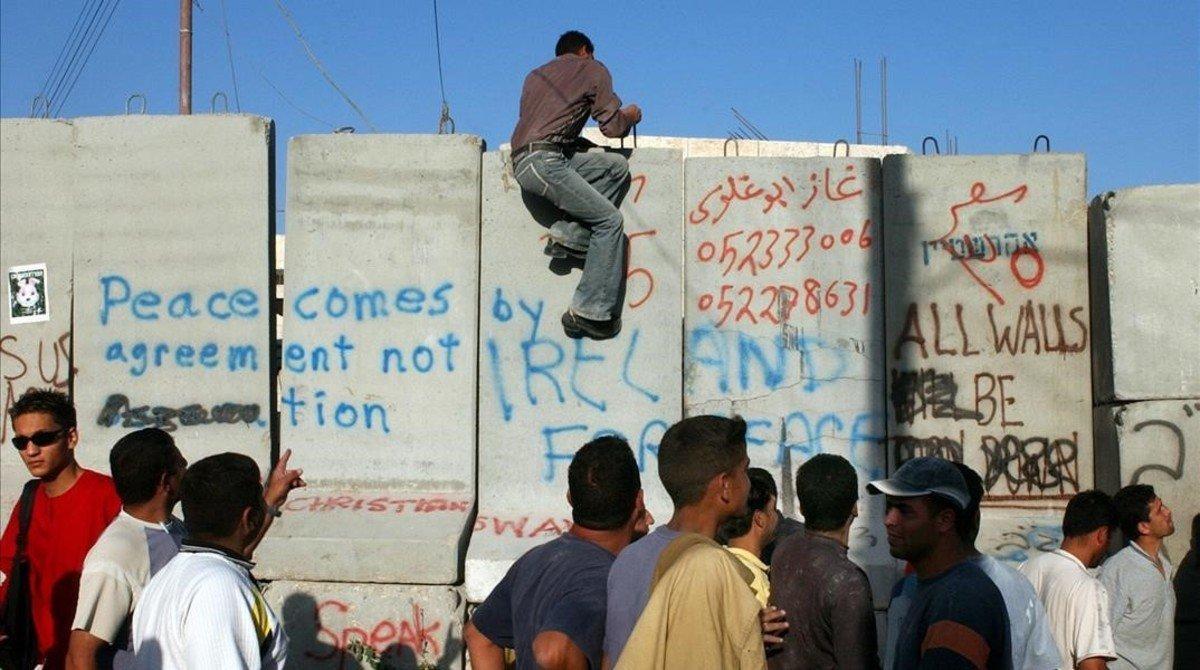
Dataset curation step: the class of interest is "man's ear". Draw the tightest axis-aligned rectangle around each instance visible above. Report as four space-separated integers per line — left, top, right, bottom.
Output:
934 507 957 533
66 426 79 452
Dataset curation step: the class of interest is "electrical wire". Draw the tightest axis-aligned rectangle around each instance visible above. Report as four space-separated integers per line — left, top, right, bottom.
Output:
49 0 122 118
256 67 337 129
432 0 454 133
270 0 376 131
218 0 242 111
33 0 100 116
41 0 109 116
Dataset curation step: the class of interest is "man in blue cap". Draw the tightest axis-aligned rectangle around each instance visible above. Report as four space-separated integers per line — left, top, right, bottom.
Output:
869 456 1012 669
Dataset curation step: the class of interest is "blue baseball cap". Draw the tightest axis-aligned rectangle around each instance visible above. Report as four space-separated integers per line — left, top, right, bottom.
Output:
866 457 970 510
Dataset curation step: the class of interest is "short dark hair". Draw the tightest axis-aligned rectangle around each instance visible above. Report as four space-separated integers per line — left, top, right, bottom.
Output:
555 30 594 56
1061 490 1118 538
568 435 641 530
181 453 263 538
951 462 985 543
925 492 965 540
658 415 747 507
717 468 778 543
797 454 858 531
110 428 183 505
1114 484 1157 541
9 388 76 429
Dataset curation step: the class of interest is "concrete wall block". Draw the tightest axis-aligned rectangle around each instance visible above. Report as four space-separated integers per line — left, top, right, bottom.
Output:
0 119 77 525
67 114 275 480
882 153 1091 563
1108 399 1200 564
466 147 683 601
257 134 483 584
682 156 896 605
1091 184 1200 401
580 129 910 159
263 580 465 669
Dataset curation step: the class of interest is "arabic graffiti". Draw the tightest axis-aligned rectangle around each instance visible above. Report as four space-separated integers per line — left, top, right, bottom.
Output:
688 165 865 226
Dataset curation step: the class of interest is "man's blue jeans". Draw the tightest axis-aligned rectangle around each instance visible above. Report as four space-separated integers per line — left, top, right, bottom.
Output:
513 149 629 321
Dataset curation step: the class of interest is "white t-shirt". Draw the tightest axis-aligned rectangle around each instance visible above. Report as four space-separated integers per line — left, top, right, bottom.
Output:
976 555 1062 670
1020 549 1116 669
1100 543 1175 670
72 511 184 667
131 545 287 670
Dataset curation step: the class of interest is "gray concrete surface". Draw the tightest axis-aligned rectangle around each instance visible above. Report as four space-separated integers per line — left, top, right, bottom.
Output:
466 147 683 601
1107 399 1199 565
682 156 897 605
256 134 482 584
0 119 76 526
882 153 1091 563
263 580 465 669
68 115 275 478
580 128 911 159
1090 184 1199 402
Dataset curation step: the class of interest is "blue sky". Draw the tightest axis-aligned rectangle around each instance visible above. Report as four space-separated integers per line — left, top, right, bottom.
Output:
2 1 1197 226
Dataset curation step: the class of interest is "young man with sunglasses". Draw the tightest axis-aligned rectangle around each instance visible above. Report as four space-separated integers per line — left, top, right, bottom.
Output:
0 389 121 670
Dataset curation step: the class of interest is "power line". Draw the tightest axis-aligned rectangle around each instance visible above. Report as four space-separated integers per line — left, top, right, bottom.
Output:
256 67 336 129
432 0 454 133
218 0 241 111
33 0 100 115
270 0 376 131
48 0 122 118
41 0 109 116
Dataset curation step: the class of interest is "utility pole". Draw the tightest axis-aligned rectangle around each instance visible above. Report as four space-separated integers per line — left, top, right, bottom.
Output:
180 0 192 114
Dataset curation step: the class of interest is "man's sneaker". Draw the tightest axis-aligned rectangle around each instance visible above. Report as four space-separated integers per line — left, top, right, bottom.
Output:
543 240 588 260
562 310 621 340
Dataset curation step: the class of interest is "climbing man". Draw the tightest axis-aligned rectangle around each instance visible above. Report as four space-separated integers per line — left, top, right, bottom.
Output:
510 30 642 340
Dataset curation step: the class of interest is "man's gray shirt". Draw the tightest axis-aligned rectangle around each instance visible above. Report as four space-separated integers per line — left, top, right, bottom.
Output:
603 526 679 664
1100 542 1176 669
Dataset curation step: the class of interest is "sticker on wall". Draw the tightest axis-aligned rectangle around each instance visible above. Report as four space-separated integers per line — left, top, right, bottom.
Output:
7 263 50 324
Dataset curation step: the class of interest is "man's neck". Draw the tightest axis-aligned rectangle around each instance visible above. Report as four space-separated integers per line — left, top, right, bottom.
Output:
42 461 83 497
666 505 723 539
1134 534 1164 563
912 540 969 580
569 525 633 556
811 523 852 548
728 534 763 558
188 534 250 561
124 498 173 524
1060 538 1097 568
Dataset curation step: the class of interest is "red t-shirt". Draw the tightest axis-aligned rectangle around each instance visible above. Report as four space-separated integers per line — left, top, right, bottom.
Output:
0 469 121 669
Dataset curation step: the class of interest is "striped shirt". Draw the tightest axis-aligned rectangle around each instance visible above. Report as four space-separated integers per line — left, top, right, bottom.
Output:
131 542 287 669
72 511 184 668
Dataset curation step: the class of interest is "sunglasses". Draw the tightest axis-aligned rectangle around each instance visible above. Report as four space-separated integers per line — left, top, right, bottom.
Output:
12 428 69 451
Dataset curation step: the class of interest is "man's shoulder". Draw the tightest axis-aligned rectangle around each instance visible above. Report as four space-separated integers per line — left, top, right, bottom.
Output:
1100 546 1139 576
978 555 1037 596
79 469 121 502
934 561 1006 608
83 515 147 571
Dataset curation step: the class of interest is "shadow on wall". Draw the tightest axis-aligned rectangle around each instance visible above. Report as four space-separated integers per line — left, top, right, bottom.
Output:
280 592 464 670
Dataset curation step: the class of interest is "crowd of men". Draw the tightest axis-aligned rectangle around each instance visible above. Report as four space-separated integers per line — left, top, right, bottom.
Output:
465 414 1198 670
0 387 1195 670
0 389 303 669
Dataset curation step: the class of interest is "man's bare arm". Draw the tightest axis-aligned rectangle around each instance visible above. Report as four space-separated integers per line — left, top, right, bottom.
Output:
465 621 506 670
532 630 588 670
65 630 108 670
1077 657 1110 670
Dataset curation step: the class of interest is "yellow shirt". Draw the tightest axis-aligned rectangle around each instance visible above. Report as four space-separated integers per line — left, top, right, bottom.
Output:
726 546 771 608
616 534 766 670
